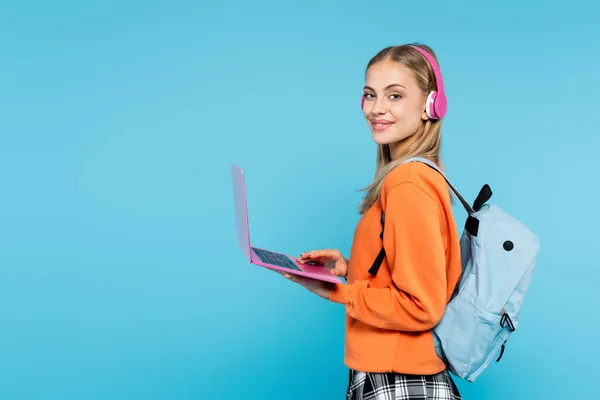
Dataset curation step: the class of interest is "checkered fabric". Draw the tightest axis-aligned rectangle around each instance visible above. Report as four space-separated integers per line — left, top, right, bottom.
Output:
346 369 462 400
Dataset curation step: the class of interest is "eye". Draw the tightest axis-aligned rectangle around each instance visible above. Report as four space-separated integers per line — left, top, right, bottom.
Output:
389 94 402 100
363 93 375 99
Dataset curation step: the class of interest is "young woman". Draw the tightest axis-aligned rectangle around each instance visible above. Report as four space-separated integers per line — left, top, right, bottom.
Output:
280 43 463 399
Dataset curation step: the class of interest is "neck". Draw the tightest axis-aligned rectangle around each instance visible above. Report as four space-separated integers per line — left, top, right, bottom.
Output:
389 134 419 161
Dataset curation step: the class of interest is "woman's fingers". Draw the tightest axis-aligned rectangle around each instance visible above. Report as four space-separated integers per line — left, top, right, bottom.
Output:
299 249 341 261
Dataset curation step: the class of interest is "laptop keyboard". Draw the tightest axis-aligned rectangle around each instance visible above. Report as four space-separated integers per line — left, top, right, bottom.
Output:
252 247 301 271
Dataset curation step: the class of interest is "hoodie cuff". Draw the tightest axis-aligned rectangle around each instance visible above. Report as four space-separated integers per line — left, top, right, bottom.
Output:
329 282 351 304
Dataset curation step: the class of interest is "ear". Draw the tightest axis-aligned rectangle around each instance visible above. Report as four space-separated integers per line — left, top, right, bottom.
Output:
421 94 430 120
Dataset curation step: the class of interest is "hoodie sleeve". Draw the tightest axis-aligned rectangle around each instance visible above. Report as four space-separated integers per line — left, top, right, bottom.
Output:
329 182 447 331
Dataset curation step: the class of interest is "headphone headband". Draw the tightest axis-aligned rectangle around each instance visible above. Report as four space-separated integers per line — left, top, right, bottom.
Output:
409 45 447 119
409 45 445 94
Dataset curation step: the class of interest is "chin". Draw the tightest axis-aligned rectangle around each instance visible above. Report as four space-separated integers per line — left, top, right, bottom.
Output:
371 130 396 146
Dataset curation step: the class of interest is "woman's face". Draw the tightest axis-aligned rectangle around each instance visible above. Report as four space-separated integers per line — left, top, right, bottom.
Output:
362 59 429 153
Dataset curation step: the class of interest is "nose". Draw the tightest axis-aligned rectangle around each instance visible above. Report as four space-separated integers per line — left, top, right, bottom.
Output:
371 97 387 115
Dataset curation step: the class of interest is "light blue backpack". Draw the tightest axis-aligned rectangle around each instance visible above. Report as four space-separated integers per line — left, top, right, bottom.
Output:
369 157 540 382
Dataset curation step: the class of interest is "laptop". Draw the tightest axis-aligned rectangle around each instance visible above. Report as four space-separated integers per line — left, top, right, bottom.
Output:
231 164 343 284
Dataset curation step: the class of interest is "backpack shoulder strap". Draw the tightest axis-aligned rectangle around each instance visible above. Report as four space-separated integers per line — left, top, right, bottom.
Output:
403 157 474 215
367 157 478 276
367 211 387 275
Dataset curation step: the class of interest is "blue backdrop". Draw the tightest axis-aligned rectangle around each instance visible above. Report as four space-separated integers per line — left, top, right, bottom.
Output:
1 0 598 398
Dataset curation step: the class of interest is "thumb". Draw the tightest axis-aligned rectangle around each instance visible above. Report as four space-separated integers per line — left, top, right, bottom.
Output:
283 273 295 281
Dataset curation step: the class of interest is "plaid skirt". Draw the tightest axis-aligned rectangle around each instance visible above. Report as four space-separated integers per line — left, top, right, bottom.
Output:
346 369 461 400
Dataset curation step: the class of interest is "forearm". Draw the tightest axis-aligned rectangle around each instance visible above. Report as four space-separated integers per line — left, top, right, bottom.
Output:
329 279 445 331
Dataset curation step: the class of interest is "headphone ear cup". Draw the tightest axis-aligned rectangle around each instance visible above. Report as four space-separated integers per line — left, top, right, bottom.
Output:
434 91 447 119
426 90 447 120
426 91 437 119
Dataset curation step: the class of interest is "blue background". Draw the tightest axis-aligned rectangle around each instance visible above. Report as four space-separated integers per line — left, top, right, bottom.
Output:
1 0 598 398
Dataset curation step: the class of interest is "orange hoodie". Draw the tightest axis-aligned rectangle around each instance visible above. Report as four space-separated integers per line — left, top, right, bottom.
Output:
329 161 462 375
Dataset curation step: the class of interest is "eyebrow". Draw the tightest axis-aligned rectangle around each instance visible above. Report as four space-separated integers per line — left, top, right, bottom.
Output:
363 83 406 91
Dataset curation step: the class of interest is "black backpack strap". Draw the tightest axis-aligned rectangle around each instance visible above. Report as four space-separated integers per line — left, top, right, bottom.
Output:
473 184 492 212
368 211 386 276
464 184 493 237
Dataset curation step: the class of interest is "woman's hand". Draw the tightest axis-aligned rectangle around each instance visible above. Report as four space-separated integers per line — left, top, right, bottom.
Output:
297 249 349 278
278 272 334 300
273 248 348 300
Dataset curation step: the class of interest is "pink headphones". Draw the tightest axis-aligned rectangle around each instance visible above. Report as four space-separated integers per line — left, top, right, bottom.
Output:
361 45 447 120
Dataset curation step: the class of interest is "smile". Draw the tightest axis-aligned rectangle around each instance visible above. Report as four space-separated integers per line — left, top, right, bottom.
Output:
371 120 393 131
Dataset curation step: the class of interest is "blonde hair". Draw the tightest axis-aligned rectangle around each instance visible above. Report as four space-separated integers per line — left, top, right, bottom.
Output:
357 43 447 215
